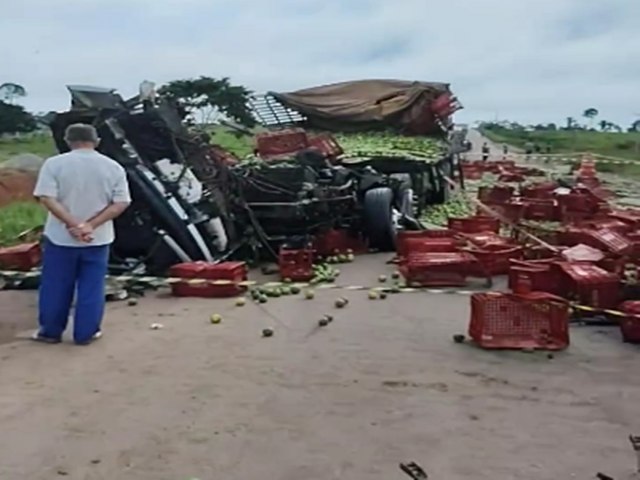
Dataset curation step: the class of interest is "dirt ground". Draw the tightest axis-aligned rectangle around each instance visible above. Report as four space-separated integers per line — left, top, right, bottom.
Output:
0 168 37 207
0 254 639 480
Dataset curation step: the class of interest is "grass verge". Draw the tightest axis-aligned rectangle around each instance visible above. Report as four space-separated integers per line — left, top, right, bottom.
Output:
0 134 56 163
0 202 46 246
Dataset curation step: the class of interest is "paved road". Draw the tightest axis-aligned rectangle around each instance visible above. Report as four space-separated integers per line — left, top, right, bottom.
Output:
0 254 638 480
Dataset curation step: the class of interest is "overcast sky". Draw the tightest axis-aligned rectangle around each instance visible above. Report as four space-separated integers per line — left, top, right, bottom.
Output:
3 0 639 127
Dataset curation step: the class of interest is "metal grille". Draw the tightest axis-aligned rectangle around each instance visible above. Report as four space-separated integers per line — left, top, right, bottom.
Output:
249 94 306 128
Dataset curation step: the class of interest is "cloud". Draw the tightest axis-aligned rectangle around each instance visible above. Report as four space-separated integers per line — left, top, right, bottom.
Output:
2 0 639 127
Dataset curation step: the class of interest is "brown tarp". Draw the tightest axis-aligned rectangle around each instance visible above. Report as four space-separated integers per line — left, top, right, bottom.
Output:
270 79 451 133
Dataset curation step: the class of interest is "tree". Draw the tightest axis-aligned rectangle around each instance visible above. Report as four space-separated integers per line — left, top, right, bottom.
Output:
157 76 256 128
583 107 599 129
546 123 557 131
0 101 37 135
566 117 577 130
0 82 27 103
630 120 640 133
599 119 610 132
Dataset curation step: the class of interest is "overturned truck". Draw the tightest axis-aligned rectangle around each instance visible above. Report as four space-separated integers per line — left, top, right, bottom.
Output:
48 80 461 275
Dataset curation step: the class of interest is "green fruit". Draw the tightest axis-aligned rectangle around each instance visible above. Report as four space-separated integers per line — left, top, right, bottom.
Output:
210 314 222 324
127 298 138 307
235 297 246 307
368 290 379 300
304 290 315 300
259 296 268 304
391 271 400 280
335 298 348 309
262 328 274 338
379 292 387 300
378 275 387 283
290 285 301 294
281 287 291 295
318 318 329 327
346 254 355 262
283 278 292 283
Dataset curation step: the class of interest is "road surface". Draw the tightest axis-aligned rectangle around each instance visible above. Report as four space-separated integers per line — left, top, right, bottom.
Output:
0 254 638 480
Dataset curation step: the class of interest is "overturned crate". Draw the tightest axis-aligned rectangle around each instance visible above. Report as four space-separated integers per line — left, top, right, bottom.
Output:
469 292 570 350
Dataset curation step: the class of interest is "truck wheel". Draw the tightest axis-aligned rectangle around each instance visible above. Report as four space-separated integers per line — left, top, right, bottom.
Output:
363 187 396 251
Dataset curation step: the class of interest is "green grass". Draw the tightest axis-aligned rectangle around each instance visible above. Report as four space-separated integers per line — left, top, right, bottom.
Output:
208 126 255 158
481 127 640 161
0 133 56 163
0 202 46 246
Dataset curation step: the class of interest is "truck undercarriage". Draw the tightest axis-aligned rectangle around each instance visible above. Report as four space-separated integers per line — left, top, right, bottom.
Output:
48 83 460 275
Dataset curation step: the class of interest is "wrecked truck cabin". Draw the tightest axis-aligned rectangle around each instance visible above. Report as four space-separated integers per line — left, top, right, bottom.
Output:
47 80 462 275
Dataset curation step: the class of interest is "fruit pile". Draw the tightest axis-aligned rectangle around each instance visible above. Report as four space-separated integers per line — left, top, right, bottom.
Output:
420 192 474 226
335 132 446 162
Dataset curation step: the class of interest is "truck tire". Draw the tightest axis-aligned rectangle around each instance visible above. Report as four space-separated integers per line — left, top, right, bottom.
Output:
363 187 396 251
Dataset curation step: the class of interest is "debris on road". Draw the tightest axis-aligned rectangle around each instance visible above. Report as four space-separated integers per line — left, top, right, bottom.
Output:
262 327 274 338
149 323 164 330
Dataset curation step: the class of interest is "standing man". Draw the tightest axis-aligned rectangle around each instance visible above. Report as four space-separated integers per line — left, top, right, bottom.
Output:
481 142 490 162
32 124 131 345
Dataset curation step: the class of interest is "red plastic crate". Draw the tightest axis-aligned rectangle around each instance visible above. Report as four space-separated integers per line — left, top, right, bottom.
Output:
521 183 556 200
590 229 634 256
467 245 524 276
448 216 500 234
618 302 640 342
255 129 309 161
399 252 474 287
498 172 525 183
0 242 41 271
460 232 512 248
313 229 367 256
523 199 559 222
398 236 461 258
169 261 248 298
307 134 343 161
477 185 514 204
462 166 483 180
555 262 620 309
279 248 314 281
469 292 570 350
508 262 562 295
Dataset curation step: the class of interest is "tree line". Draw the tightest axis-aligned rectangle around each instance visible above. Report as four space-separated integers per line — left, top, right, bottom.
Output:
0 77 257 136
484 107 640 134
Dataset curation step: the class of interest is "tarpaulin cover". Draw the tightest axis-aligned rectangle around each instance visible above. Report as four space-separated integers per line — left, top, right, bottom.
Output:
270 79 452 134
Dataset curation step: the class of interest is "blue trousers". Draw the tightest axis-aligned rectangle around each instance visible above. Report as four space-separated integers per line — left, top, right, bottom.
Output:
38 239 109 344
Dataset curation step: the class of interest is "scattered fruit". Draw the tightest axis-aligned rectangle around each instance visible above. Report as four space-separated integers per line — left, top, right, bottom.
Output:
235 297 246 307
453 334 466 343
259 296 268 304
378 274 388 283
210 314 222 324
379 292 387 300
304 290 315 300
318 318 330 327
346 253 355 262
368 290 379 300
149 323 164 330
262 327 274 338
322 314 334 323
290 285 301 295
391 271 400 280
281 287 291 295
390 285 401 294
335 298 348 309
283 277 292 283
